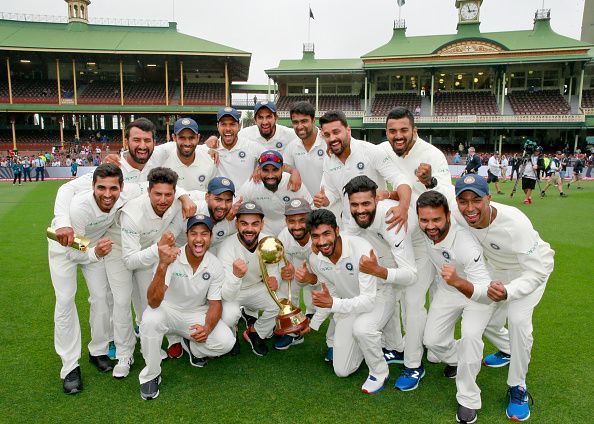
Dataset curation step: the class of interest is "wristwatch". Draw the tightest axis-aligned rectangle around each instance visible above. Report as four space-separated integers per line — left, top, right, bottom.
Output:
425 177 438 189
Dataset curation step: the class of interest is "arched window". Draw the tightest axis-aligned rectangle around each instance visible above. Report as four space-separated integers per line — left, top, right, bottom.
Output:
74 5 79 18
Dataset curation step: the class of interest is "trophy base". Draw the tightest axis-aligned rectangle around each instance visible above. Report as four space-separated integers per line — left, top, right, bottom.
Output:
274 302 308 336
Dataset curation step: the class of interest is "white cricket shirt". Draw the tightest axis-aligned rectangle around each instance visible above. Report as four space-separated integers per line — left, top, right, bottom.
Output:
214 136 264 188
160 142 216 191
282 128 326 196
239 123 298 155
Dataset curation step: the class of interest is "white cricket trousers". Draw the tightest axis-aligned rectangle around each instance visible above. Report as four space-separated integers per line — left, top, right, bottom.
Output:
48 244 111 378
332 287 394 379
423 286 496 409
234 284 280 339
138 303 235 384
381 289 405 352
104 245 136 359
483 281 546 388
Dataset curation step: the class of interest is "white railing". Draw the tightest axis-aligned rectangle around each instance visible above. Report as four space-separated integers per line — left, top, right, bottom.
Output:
363 114 585 124
0 12 169 27
278 110 364 119
0 13 67 23
535 9 551 20
582 108 594 116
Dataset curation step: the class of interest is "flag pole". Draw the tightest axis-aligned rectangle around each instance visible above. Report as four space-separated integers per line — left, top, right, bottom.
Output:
307 3 311 43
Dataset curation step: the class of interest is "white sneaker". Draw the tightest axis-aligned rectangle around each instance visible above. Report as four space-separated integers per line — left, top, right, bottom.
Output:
361 373 388 394
113 357 134 379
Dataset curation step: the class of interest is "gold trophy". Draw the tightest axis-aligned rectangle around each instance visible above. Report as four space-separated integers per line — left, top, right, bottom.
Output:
257 236 308 335
46 227 91 252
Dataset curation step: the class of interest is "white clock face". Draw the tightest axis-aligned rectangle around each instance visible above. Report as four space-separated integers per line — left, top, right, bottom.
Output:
461 2 479 20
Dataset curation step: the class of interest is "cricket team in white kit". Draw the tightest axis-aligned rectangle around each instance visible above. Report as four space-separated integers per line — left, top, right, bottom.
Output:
47 102 553 423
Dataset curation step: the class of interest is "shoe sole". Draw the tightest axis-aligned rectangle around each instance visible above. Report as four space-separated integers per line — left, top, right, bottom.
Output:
483 360 510 368
113 365 133 379
181 340 208 367
456 413 478 423
64 386 82 395
506 410 530 422
362 376 389 395
395 369 425 392
274 337 304 351
385 358 405 365
140 377 161 400
243 330 266 357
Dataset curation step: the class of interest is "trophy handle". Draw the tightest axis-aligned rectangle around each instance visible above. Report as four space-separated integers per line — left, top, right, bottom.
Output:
258 255 283 309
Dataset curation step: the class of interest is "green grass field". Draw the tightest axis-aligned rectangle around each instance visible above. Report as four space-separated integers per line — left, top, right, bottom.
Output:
0 179 592 423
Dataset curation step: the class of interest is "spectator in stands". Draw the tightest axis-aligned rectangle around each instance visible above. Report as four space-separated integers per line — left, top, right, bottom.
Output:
487 151 504 195
464 147 481 175
458 142 465 155
65 155 72 167
12 157 23 185
253 95 258 105
414 105 421 116
71 158 78 177
76 156 83 166
34 155 45 181
86 151 93 166
453 152 461 164
93 155 101 166
500 154 509 181
22 156 32 182
0 157 8 167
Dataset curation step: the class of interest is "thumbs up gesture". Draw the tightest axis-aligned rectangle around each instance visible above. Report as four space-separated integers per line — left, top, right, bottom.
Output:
281 262 295 281
313 185 330 208
312 282 333 308
295 260 318 284
359 249 384 278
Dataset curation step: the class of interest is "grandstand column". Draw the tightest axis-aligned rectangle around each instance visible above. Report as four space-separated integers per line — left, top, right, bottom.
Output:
568 75 573 104
75 115 80 140
166 116 170 142
224 61 230 107
315 77 319 111
430 73 435 116
574 134 579 152
10 119 16 152
72 59 78 105
180 61 184 106
119 61 124 105
59 116 64 149
364 75 368 114
56 59 62 105
498 134 503 154
6 58 12 104
500 71 506 114
577 67 584 110
120 115 126 149
165 61 169 106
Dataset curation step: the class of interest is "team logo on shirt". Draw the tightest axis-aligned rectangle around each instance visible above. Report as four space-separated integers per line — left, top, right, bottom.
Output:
217 230 225 237
198 175 206 182
238 151 246 158
357 162 364 170
276 142 283 149
282 196 291 203
490 243 501 250
202 272 211 280
442 251 451 260
317 149 324 157
345 262 353 271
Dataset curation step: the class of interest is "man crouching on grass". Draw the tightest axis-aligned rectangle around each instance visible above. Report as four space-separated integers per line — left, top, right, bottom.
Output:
138 215 235 400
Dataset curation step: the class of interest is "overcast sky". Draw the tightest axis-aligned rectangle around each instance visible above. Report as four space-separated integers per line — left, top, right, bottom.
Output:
3 0 588 83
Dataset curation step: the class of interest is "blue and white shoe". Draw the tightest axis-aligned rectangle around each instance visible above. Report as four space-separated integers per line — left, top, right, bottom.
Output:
484 351 511 368
324 347 333 363
108 341 116 360
361 374 388 394
273 334 304 351
506 385 533 421
383 348 404 365
394 365 425 391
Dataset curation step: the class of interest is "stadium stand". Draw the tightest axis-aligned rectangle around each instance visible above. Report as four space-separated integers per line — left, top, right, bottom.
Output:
124 82 175 105
508 89 571 115
434 91 499 116
184 83 225 105
581 89 594 109
78 81 120 104
275 95 362 111
371 93 422 116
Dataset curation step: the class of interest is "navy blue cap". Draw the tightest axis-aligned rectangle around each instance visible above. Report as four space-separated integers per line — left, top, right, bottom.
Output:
258 150 283 169
254 100 277 115
207 176 235 195
186 214 214 232
174 117 199 135
455 175 489 198
217 107 241 122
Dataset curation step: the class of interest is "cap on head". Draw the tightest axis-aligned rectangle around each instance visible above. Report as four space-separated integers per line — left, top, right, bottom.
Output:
207 176 235 195
236 201 264 217
455 175 489 198
254 100 277 115
258 150 283 169
217 107 241 123
284 198 312 216
186 214 214 232
174 117 199 135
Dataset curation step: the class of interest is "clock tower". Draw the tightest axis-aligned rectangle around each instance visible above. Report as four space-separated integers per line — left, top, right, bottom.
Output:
456 0 482 26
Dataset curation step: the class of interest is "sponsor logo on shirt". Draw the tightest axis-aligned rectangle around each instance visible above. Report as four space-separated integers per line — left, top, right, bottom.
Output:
174 271 189 278
320 265 333 272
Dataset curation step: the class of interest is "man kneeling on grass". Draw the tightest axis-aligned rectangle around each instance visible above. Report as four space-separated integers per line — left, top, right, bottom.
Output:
138 215 235 400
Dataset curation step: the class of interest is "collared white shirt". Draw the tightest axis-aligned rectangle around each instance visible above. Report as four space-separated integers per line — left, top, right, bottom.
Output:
218 233 282 302
214 136 264 188
343 199 416 287
321 138 409 223
120 193 184 271
454 202 554 302
277 227 313 294
160 142 216 191
282 128 326 197
378 137 454 205
423 221 491 303
237 172 313 236
488 156 502 177
239 123 298 155
308 235 378 331
163 249 224 311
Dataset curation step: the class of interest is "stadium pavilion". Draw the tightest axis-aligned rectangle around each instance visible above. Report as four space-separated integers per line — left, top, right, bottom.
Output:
266 0 594 154
0 0 254 154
